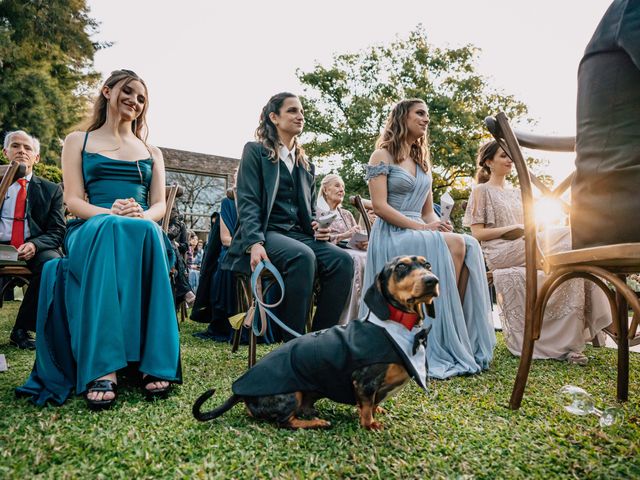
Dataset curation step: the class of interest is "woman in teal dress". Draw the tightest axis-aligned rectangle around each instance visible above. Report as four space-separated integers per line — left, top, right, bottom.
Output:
360 99 495 379
17 69 181 410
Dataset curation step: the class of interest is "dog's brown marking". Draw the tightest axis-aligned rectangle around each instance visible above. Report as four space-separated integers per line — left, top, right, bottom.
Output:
287 417 332 429
384 363 410 385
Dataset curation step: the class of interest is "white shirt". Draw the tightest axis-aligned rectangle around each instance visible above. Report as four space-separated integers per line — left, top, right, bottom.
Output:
278 145 296 174
366 312 429 390
0 172 33 242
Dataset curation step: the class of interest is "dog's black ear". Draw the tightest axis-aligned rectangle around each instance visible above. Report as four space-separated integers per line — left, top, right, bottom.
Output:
364 275 390 320
425 301 436 319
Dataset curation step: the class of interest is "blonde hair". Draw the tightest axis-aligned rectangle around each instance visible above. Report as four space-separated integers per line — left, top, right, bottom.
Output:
375 98 430 172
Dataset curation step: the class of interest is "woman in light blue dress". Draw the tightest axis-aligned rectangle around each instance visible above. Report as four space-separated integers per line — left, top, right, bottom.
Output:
361 99 495 379
17 70 181 409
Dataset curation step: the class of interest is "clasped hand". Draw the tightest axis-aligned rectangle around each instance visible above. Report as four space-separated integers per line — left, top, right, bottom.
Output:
111 198 144 218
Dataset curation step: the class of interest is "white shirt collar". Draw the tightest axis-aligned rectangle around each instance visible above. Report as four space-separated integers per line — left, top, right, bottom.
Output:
279 144 295 160
279 145 296 173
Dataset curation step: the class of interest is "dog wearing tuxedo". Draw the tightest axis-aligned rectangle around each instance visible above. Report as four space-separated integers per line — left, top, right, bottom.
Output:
193 255 438 430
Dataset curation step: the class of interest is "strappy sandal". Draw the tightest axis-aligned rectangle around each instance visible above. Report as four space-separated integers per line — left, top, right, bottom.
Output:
566 351 589 366
142 375 171 400
85 379 117 411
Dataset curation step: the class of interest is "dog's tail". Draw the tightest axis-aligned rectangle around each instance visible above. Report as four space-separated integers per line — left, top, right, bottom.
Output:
192 389 241 422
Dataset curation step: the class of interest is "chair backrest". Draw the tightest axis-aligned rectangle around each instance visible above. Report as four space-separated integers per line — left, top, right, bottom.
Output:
485 113 576 314
161 183 183 233
349 195 372 236
0 162 27 212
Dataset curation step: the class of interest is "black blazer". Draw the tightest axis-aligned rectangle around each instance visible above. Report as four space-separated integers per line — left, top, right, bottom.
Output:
26 175 66 252
222 141 316 274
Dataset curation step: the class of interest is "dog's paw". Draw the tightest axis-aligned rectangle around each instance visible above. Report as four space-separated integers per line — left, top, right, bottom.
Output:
374 406 387 415
364 420 384 431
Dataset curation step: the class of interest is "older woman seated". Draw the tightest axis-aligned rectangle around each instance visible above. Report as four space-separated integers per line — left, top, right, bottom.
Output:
317 174 367 324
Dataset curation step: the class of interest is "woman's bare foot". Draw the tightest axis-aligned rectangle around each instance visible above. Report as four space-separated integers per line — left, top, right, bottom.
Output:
86 372 117 402
143 377 170 392
142 374 171 399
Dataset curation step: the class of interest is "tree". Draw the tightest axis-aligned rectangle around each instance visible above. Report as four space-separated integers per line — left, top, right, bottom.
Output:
297 27 529 206
0 0 105 165
165 171 227 231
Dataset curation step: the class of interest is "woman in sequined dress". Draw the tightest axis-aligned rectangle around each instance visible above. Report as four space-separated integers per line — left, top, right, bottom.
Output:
463 141 611 364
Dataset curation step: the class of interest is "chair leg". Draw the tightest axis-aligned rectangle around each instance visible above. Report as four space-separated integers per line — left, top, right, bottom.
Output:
231 327 241 353
615 286 629 402
509 308 540 410
248 329 257 368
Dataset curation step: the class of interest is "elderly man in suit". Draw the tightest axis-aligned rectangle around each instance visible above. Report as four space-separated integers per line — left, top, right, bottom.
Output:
2 130 65 349
572 0 640 248
223 93 353 341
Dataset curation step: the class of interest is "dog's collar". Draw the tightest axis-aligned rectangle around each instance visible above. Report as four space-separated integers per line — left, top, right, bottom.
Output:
387 304 419 330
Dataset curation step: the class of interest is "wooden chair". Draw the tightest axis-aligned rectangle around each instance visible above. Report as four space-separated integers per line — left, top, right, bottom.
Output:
0 161 31 307
349 195 372 236
161 183 188 322
485 112 640 409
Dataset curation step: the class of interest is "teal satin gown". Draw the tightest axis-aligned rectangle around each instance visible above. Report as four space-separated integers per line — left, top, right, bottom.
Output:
17 142 182 405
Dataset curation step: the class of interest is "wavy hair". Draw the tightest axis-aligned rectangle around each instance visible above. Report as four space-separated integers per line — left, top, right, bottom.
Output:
80 69 150 144
375 99 430 172
255 92 309 170
475 140 501 184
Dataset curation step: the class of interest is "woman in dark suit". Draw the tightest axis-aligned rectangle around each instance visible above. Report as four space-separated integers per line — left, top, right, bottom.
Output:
222 92 354 340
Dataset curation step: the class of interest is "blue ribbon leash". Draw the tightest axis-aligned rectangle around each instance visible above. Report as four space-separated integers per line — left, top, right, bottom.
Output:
250 260 302 339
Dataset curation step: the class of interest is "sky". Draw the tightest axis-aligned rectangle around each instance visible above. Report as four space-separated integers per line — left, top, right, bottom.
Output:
87 0 613 181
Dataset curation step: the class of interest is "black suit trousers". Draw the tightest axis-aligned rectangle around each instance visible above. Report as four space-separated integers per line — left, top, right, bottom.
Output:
14 248 62 331
265 230 354 341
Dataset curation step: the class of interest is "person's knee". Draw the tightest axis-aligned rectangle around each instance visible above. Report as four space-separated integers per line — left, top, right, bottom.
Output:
446 235 466 263
340 250 355 278
281 245 316 291
28 248 62 275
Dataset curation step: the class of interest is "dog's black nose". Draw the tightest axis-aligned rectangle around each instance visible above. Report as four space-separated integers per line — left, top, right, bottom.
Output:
423 276 438 287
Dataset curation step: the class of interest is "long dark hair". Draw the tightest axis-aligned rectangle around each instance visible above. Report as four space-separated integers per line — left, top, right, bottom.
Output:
81 69 150 143
375 98 430 173
255 92 309 170
475 140 501 184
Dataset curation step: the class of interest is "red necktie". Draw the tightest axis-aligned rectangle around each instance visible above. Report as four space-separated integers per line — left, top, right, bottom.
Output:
10 178 28 248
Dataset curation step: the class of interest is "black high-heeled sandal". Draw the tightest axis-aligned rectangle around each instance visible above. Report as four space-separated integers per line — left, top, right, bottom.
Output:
142 375 171 400
85 379 118 411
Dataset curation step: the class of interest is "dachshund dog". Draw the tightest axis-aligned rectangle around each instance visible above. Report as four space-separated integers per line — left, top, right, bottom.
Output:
193 255 439 430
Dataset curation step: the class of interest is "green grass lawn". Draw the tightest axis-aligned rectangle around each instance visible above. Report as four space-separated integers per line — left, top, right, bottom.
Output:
1 301 639 479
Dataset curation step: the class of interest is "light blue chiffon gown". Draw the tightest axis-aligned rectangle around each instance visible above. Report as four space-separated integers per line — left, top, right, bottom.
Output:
360 164 496 379
17 133 182 405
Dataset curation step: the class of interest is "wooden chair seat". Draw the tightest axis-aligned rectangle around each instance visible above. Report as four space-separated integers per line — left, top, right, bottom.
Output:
545 243 640 272
486 112 640 410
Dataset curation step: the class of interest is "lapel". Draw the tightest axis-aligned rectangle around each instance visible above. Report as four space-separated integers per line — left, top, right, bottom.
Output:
26 175 43 236
261 148 279 220
26 175 42 220
295 163 314 222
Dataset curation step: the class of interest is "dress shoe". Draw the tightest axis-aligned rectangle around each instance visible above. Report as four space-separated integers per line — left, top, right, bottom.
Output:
10 328 36 350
